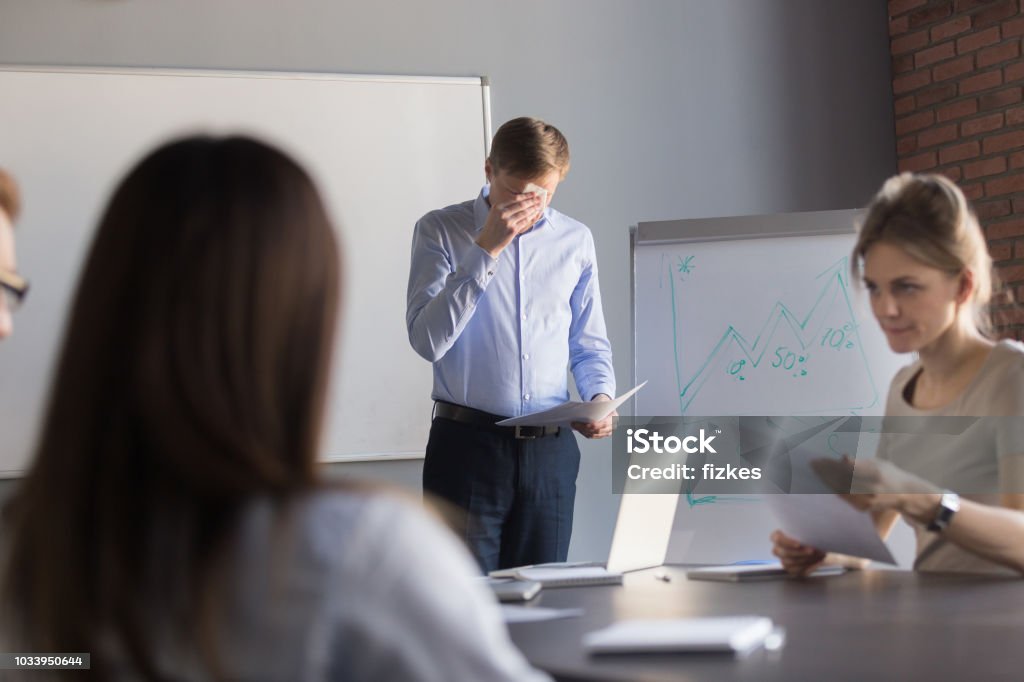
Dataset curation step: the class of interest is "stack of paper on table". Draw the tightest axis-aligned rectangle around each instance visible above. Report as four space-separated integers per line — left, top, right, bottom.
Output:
686 562 845 582
584 616 776 655
513 566 623 588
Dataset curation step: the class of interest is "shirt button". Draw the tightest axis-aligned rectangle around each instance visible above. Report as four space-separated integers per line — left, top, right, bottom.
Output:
522 314 527 321
523 354 529 360
487 270 494 277
524 394 531 401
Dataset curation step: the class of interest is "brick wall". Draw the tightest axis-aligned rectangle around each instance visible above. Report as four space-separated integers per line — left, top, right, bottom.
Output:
889 0 1024 336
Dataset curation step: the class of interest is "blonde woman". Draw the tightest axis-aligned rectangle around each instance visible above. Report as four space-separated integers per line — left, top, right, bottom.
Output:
772 172 1024 576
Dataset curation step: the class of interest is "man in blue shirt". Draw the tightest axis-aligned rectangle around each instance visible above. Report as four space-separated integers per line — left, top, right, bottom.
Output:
407 117 616 572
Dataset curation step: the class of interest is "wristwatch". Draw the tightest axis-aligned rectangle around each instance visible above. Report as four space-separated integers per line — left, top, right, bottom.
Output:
926 491 960 532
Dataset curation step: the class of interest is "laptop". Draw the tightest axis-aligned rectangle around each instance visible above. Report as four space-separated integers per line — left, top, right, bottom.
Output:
490 491 679 578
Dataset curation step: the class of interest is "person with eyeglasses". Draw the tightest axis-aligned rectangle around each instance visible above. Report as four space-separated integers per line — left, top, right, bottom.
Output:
0 167 26 340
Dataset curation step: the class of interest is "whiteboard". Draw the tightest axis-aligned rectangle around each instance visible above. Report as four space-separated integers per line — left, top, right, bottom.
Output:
0 67 491 475
631 210 910 563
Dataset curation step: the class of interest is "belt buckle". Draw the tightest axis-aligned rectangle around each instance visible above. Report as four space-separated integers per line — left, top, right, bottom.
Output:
513 425 537 440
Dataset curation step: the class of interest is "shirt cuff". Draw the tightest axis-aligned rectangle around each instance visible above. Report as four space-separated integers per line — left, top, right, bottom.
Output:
584 384 616 402
460 243 500 288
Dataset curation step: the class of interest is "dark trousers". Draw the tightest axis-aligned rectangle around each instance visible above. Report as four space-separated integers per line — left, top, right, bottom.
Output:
422 416 581 573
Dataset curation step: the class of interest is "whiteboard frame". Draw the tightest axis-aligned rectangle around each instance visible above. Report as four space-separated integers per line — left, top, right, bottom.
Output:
629 209 863 416
0 65 494 475
0 65 494 164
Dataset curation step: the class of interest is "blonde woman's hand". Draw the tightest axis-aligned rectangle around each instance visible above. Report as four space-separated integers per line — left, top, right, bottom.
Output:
770 529 826 576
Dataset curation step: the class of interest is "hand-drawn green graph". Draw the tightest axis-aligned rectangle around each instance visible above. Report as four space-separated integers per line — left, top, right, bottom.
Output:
635 219 903 564
667 255 881 416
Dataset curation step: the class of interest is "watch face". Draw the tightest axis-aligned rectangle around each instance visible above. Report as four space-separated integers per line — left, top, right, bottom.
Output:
929 492 960 532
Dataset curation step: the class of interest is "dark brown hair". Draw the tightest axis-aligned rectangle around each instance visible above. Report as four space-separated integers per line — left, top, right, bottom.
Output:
1 136 341 678
488 116 570 178
0 167 21 222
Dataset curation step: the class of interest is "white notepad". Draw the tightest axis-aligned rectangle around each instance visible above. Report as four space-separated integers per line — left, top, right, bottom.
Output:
686 562 845 582
514 566 623 588
583 616 775 655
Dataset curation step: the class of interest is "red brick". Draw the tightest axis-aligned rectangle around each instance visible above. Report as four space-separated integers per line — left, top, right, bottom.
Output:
940 140 982 163
990 218 1024 239
893 53 916 74
986 173 1024 196
1015 198 1024 213
894 29 931 54
993 308 1024 325
990 242 1013 261
909 2 953 28
1007 62 1024 83
974 0 1019 27
960 70 1004 94
1004 16 1024 37
981 86 1023 109
891 15 911 36
978 41 1022 68
891 0 928 15
916 41 957 68
933 54 975 80
898 135 920 155
963 182 985 199
1011 150 1024 169
931 15 973 41
916 83 958 106
919 123 959 147
955 0 1001 10
938 98 979 121
895 95 916 115
983 130 1024 154
896 109 936 135
962 112 1005 136
965 156 1008 179
940 165 964 181
895 69 932 94
976 199 1013 219
958 26 1003 53
1015 240 1024 260
996 288 1019 306
899 151 939 172
1009 107 1024 125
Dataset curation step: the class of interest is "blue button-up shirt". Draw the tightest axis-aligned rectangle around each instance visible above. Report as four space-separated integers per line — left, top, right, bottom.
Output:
407 186 615 417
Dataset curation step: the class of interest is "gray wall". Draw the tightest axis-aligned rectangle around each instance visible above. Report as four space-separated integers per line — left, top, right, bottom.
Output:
0 0 896 561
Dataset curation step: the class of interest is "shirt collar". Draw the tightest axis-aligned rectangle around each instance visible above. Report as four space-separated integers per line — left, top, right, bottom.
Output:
473 185 551 234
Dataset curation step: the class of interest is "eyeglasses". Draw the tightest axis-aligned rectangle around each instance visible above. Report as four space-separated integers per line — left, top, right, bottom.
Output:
0 268 28 312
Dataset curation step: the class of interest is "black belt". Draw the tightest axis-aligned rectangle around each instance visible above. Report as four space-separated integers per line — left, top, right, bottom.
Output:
434 401 561 440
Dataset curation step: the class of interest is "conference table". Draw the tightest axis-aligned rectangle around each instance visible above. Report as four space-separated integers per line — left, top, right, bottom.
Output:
508 566 1024 681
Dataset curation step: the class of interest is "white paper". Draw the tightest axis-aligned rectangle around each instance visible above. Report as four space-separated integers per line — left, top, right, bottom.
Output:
583 616 774 654
514 566 622 586
488 560 603 579
685 562 845 581
523 182 549 202
765 494 896 564
496 381 647 427
501 605 584 624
